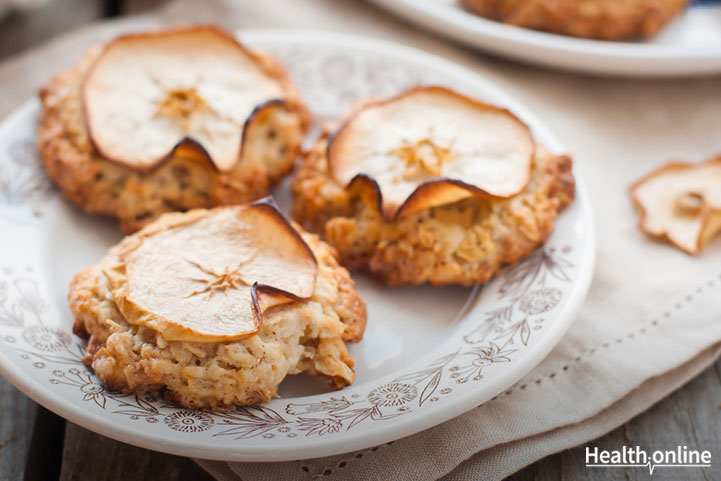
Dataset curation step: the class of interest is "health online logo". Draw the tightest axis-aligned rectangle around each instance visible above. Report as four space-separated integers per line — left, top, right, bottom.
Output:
586 446 712 475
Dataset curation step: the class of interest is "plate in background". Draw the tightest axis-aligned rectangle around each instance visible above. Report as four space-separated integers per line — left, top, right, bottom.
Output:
369 0 721 77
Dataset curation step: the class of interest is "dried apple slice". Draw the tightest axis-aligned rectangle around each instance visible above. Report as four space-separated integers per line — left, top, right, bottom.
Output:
327 86 534 220
106 198 318 342
83 26 291 172
631 156 721 255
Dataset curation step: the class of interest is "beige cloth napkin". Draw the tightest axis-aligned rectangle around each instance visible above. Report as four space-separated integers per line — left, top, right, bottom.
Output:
2 1 720 480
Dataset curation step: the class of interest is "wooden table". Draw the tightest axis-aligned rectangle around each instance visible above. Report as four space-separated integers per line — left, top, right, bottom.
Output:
1 2 719 480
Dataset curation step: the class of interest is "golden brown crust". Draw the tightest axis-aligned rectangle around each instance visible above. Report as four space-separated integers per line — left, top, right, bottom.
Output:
292 134 574 287
460 0 690 40
69 208 366 409
39 39 311 233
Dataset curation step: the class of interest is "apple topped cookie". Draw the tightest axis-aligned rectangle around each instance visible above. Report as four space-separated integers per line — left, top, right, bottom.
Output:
631 156 721 255
70 198 366 409
39 25 311 233
292 86 575 287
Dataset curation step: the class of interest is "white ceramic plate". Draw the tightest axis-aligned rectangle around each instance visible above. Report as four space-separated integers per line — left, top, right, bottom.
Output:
369 0 721 77
0 30 594 462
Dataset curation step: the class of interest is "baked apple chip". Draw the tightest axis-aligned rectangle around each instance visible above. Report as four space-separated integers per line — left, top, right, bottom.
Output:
327 86 534 220
83 26 292 171
106 198 318 342
631 156 721 254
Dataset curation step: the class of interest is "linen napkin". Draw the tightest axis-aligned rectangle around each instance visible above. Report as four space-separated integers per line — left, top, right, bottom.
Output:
1 1 719 480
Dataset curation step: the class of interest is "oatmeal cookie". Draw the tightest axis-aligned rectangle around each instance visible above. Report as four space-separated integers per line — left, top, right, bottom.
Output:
39 26 310 233
292 135 574 287
69 201 366 410
460 0 690 40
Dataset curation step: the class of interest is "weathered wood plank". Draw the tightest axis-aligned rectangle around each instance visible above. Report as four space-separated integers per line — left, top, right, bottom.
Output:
60 423 215 481
24 406 65 481
0 380 37 481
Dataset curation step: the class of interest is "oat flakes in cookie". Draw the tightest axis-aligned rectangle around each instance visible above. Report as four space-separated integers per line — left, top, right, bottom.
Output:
39 25 311 233
292 86 575 287
69 198 366 409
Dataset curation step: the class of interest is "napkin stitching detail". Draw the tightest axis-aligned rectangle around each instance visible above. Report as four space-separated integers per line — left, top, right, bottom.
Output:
306 275 717 477
302 442 395 479
490 274 719 401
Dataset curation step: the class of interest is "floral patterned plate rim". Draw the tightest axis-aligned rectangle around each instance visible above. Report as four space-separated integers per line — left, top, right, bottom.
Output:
369 0 721 77
0 30 595 462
